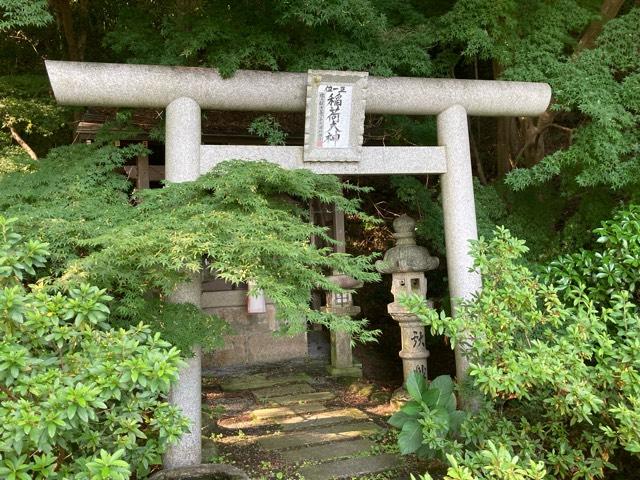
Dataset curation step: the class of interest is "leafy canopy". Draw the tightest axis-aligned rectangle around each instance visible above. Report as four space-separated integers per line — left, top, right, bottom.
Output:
0 143 381 352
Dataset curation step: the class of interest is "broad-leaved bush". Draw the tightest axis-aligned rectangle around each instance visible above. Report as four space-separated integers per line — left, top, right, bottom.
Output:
400 206 640 479
389 372 465 458
0 216 189 479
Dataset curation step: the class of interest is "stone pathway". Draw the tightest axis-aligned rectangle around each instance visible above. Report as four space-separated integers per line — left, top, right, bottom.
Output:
203 366 419 480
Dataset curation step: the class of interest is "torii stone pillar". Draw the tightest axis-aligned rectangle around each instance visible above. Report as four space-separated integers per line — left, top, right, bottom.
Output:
438 105 482 377
164 97 202 468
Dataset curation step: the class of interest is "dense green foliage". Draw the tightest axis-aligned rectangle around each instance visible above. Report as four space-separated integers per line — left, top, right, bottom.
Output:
0 143 380 351
0 216 189 479
400 209 640 478
0 75 68 159
1 2 640 478
2 0 638 260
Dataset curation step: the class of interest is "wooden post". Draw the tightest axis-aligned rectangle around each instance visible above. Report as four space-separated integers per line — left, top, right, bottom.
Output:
136 155 150 189
333 205 345 254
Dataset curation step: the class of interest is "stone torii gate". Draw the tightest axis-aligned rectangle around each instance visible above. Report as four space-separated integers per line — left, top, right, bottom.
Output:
45 60 551 469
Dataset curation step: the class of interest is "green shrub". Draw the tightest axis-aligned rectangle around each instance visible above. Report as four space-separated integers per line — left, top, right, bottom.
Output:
399 207 640 479
0 216 189 479
389 372 464 458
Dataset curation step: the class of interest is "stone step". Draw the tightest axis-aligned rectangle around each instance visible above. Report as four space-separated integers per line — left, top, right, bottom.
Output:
279 438 374 463
280 408 369 431
256 421 383 451
252 382 316 401
252 402 327 421
221 407 368 430
263 391 335 406
220 372 311 392
297 453 403 480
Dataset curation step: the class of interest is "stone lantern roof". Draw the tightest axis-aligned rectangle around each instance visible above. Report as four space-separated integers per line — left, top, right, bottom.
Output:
375 215 439 274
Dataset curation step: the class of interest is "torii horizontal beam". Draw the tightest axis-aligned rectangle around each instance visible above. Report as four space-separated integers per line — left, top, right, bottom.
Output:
200 146 447 175
45 61 551 117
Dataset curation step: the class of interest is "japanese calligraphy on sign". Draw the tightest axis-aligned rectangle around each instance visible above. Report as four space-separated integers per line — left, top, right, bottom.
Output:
304 70 368 162
317 84 352 148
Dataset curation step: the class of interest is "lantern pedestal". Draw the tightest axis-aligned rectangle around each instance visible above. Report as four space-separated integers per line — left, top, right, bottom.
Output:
323 275 363 378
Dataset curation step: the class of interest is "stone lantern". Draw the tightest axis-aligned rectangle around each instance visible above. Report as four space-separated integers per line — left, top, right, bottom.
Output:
322 273 363 377
376 215 439 381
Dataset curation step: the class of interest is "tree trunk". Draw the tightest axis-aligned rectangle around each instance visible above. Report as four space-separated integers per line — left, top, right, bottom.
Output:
9 126 38 160
493 61 516 178
576 0 626 53
48 0 85 61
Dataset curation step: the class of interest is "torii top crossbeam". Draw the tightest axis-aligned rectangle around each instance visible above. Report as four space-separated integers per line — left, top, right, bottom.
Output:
46 60 550 116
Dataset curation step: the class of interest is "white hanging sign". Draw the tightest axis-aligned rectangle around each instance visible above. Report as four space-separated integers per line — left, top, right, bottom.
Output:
304 70 368 162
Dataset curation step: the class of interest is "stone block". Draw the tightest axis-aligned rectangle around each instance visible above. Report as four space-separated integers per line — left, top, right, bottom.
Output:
201 290 247 308
327 364 363 378
279 438 374 463
280 408 368 431
246 331 307 364
256 421 382 451
202 335 247 369
262 391 335 406
203 305 277 333
252 402 326 421
204 320 307 368
220 373 312 392
252 383 315 401
297 453 402 480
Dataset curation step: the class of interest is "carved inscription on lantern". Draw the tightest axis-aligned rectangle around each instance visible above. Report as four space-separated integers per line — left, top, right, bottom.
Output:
411 330 425 349
414 364 427 376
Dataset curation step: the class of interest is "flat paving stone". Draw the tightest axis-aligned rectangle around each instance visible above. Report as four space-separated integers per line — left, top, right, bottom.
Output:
279 438 374 463
257 421 383 451
252 403 326 421
280 408 369 431
253 383 316 401
221 373 311 392
265 391 335 406
297 453 403 480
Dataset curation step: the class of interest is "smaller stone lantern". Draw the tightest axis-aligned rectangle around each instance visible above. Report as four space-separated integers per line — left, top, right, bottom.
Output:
376 215 439 381
322 273 363 377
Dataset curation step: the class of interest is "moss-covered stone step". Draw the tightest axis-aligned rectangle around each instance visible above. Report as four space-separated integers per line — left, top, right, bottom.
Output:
279 408 368 431
256 421 383 451
279 438 374 463
297 453 403 480
252 382 316 401
220 373 311 392
251 402 327 421
262 391 335 406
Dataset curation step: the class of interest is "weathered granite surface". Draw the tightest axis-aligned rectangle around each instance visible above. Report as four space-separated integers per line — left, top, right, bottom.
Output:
46 60 551 116
439 105 483 380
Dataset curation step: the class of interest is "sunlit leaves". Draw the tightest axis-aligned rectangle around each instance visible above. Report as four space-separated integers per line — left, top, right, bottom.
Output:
402 217 640 478
0 220 189 478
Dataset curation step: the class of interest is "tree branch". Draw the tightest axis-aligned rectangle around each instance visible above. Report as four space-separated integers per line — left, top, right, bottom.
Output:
575 0 626 53
9 126 38 160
